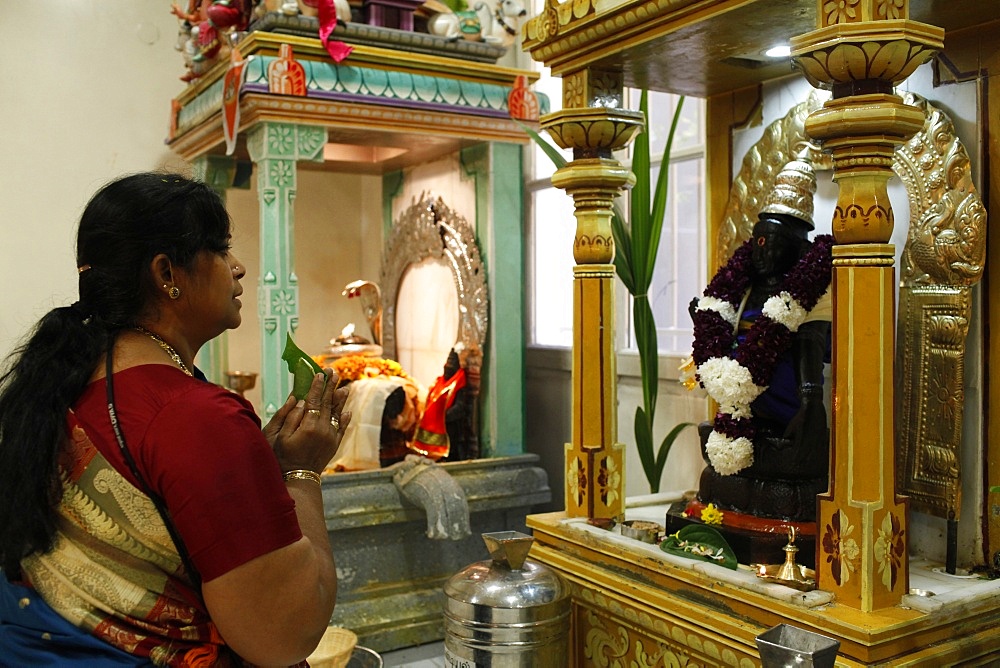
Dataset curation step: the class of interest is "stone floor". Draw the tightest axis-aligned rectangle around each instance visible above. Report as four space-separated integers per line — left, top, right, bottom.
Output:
380 641 446 667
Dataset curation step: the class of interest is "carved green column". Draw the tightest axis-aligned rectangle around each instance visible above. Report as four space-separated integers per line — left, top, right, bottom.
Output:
461 142 526 458
246 122 326 416
191 155 242 385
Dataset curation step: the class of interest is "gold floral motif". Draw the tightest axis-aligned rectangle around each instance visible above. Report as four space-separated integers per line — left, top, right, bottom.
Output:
874 511 906 590
821 509 859 586
926 357 959 443
562 73 586 109
92 469 169 545
541 6 559 40
568 455 587 507
589 70 623 107
875 0 905 20
822 0 860 25
583 611 630 665
597 455 620 506
573 597 756 667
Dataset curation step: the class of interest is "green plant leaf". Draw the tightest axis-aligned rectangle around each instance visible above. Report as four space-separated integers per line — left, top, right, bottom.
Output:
515 120 568 170
653 421 695 484
633 297 658 418
282 333 324 400
645 96 684 278
611 206 635 293
630 90 652 291
634 406 656 492
660 524 738 570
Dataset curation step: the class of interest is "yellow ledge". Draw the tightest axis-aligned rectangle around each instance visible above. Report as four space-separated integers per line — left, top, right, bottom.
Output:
526 511 1000 666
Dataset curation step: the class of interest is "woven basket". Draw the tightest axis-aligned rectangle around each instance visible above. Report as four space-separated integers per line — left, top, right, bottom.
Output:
307 627 358 668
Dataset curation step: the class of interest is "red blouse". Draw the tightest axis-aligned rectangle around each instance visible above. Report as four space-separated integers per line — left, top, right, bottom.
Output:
72 364 303 582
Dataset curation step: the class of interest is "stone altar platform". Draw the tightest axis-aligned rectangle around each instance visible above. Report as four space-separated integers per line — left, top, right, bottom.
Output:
321 454 550 652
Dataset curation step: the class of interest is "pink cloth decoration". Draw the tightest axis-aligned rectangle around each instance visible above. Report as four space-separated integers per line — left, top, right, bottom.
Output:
318 0 353 62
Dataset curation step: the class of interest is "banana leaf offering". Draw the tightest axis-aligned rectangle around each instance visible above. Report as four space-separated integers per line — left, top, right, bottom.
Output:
659 524 738 570
282 333 325 400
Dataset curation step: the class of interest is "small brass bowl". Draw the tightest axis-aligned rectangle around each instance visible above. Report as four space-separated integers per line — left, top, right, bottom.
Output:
620 520 662 544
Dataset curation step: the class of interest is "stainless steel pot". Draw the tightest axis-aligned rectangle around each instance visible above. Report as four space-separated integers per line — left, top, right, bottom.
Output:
444 531 569 667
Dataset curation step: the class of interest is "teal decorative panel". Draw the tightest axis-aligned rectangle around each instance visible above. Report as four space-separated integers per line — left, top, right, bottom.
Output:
240 56 516 117
460 142 525 458
247 122 325 416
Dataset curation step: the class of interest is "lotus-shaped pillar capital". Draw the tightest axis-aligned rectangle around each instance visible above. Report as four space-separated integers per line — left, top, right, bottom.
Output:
791 20 943 91
541 107 645 154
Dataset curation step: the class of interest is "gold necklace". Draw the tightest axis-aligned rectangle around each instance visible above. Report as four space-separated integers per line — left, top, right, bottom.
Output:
134 326 193 377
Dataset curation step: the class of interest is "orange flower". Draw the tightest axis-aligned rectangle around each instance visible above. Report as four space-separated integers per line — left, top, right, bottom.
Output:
330 355 411 382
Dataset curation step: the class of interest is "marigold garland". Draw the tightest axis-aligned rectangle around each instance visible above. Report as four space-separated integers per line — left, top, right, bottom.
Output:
692 234 834 475
325 355 412 382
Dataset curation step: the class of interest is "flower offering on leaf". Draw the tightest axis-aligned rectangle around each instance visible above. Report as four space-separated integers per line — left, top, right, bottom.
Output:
660 524 737 570
700 503 724 525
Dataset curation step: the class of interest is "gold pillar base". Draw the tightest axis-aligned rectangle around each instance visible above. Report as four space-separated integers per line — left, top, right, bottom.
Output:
817 244 908 611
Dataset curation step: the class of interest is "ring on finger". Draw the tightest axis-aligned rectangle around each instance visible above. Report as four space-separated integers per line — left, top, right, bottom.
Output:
306 409 320 416
330 415 340 431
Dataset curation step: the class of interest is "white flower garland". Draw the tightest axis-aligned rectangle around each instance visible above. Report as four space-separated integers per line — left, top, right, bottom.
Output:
705 431 754 476
691 235 834 476
762 291 808 331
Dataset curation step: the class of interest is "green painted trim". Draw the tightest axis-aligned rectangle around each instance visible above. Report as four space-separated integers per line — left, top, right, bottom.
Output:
247 122 326 417
243 57 515 116
191 155 236 385
382 170 405 237
460 143 526 457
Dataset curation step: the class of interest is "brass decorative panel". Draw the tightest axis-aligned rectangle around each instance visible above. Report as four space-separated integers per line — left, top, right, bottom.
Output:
894 93 986 520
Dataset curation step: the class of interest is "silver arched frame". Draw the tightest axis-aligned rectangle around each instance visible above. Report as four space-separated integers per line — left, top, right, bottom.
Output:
380 194 489 364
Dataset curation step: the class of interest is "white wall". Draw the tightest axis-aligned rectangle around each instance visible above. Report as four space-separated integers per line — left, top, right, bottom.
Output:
0 1 189 359
0 1 384 414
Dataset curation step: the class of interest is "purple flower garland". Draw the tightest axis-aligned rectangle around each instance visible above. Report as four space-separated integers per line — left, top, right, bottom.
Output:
692 234 834 445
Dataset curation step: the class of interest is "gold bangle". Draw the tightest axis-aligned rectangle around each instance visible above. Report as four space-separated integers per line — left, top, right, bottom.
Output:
283 469 322 485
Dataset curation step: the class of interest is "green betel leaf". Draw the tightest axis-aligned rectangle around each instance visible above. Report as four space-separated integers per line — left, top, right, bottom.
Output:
282 333 324 400
660 524 738 570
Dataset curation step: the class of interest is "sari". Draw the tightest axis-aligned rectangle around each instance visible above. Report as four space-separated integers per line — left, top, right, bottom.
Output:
15 412 236 667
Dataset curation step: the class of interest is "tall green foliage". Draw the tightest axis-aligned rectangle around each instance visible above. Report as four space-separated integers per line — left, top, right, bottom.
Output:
523 92 693 493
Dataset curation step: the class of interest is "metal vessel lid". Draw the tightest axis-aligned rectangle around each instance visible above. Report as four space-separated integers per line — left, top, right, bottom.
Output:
444 531 567 608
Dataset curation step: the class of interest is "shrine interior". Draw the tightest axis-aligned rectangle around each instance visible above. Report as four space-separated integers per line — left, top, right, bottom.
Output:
5 0 1000 665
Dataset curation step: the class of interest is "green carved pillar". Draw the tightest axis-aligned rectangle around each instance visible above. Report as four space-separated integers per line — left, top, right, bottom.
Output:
190 155 252 385
246 122 326 416
460 142 526 457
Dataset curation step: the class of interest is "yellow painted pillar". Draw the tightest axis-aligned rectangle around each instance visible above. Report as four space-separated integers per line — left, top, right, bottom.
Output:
791 0 943 610
541 68 643 519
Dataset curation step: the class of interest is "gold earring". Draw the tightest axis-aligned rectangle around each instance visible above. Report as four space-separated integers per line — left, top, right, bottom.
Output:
168 286 181 300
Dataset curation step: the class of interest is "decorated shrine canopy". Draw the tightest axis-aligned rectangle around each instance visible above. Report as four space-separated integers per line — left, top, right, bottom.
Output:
168 19 545 173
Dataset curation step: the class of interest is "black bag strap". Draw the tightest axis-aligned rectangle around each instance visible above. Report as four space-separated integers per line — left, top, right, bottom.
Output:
104 347 202 590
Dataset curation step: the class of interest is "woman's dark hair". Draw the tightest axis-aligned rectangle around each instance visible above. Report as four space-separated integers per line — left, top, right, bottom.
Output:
0 172 231 572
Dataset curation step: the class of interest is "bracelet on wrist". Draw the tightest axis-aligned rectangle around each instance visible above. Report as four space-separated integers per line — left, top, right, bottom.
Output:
283 469 322 485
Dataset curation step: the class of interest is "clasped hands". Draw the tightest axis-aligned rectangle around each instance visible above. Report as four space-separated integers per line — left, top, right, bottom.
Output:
264 369 352 475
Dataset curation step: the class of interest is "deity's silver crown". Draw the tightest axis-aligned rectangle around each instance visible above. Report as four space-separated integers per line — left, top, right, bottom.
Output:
759 156 817 230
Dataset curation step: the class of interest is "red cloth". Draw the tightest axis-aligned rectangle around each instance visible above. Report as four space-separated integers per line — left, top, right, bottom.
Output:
72 365 302 583
410 368 466 460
